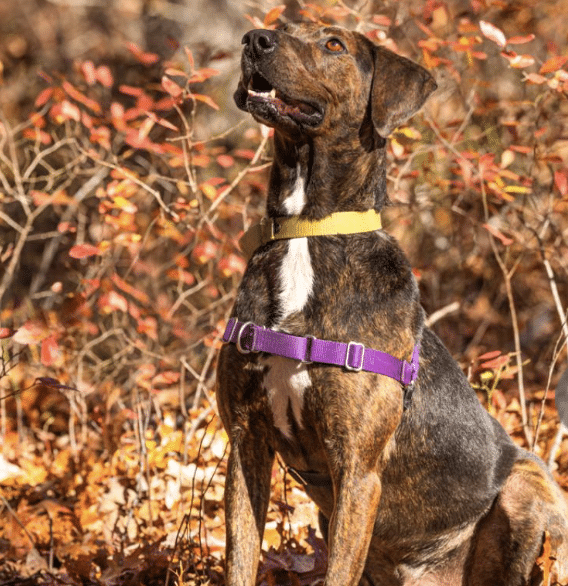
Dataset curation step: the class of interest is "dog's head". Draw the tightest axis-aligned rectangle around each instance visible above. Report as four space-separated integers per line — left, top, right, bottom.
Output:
234 22 437 140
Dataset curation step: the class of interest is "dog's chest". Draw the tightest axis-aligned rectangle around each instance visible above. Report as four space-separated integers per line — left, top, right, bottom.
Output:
262 174 314 439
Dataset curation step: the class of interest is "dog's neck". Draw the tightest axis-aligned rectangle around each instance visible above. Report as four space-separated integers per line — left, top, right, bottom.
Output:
266 131 387 219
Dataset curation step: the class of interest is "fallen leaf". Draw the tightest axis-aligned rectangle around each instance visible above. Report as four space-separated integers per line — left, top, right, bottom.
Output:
480 20 507 48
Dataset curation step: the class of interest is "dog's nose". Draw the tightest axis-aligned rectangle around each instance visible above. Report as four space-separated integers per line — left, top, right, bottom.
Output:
242 29 278 56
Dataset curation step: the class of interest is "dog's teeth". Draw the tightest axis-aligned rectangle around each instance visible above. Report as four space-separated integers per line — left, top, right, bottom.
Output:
248 88 275 99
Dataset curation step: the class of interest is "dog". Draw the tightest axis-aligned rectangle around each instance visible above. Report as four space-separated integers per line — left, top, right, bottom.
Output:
216 22 568 585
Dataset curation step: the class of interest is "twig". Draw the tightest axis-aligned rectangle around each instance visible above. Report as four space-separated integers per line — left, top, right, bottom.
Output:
167 279 210 319
29 167 109 296
529 221 568 348
548 423 568 469
1 495 36 547
425 113 475 177
174 101 199 197
535 332 567 455
0 114 30 214
479 171 531 446
79 147 180 221
425 301 460 327
202 130 270 222
528 225 568 454
450 89 476 145
0 210 24 233
21 137 78 181
185 404 214 451
0 212 35 306
190 417 213 575
542 259 568 351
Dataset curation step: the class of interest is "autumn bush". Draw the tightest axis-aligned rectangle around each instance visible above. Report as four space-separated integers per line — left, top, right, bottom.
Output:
0 0 567 583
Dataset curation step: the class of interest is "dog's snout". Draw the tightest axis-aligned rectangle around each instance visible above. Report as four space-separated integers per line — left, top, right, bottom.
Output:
242 29 278 57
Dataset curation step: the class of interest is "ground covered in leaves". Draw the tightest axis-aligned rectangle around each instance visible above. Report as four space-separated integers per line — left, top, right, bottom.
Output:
1 0 568 583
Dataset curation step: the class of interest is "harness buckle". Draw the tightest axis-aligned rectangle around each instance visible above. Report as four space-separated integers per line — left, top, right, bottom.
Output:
402 358 418 410
345 341 365 371
236 321 257 354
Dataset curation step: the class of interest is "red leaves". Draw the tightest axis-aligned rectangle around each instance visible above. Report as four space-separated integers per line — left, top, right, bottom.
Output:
111 273 149 305
191 93 219 110
126 42 159 65
478 350 510 370
69 243 101 259
264 5 285 27
500 51 535 69
507 34 536 45
0 328 14 339
34 87 53 107
13 320 50 345
189 67 220 84
479 20 536 69
193 240 218 264
218 253 246 277
80 60 113 86
12 322 61 367
540 55 568 74
482 223 514 246
161 75 183 98
62 81 102 113
554 169 568 196
40 335 61 367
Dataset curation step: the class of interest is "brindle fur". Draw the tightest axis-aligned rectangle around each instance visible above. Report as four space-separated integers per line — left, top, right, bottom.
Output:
216 22 568 586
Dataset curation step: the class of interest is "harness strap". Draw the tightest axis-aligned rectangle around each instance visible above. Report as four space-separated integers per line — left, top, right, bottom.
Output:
239 209 382 259
222 318 420 387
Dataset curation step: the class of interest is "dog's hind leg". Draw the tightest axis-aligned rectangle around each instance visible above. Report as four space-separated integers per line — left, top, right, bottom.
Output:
467 456 568 585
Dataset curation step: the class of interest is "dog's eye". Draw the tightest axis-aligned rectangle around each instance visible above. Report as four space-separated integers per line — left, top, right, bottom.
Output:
325 38 345 53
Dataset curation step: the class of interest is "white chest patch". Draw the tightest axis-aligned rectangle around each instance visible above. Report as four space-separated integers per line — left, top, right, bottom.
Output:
278 166 314 320
263 166 314 438
282 164 306 215
278 238 313 319
263 356 310 439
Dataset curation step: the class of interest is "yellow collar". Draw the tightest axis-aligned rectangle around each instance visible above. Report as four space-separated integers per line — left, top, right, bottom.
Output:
239 209 382 259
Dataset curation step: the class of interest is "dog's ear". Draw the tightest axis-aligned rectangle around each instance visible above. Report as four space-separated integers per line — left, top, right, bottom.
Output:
370 46 437 139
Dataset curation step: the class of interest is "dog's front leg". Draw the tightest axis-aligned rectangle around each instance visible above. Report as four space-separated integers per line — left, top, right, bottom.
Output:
321 380 402 586
325 467 382 586
224 432 274 586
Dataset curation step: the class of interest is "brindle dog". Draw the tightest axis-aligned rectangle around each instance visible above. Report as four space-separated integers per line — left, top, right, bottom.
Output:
216 22 568 585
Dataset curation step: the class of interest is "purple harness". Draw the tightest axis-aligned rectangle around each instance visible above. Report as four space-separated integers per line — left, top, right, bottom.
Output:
222 318 420 405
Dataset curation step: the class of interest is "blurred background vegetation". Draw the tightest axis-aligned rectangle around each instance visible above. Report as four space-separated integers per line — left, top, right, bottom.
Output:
0 0 567 583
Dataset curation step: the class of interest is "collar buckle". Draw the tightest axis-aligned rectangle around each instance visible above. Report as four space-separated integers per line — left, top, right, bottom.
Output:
260 217 275 243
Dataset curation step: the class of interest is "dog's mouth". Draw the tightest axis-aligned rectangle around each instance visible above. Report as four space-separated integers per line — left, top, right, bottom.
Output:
242 72 323 127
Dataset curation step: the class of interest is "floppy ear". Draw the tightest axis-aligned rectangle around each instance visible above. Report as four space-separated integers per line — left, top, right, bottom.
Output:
370 46 437 138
